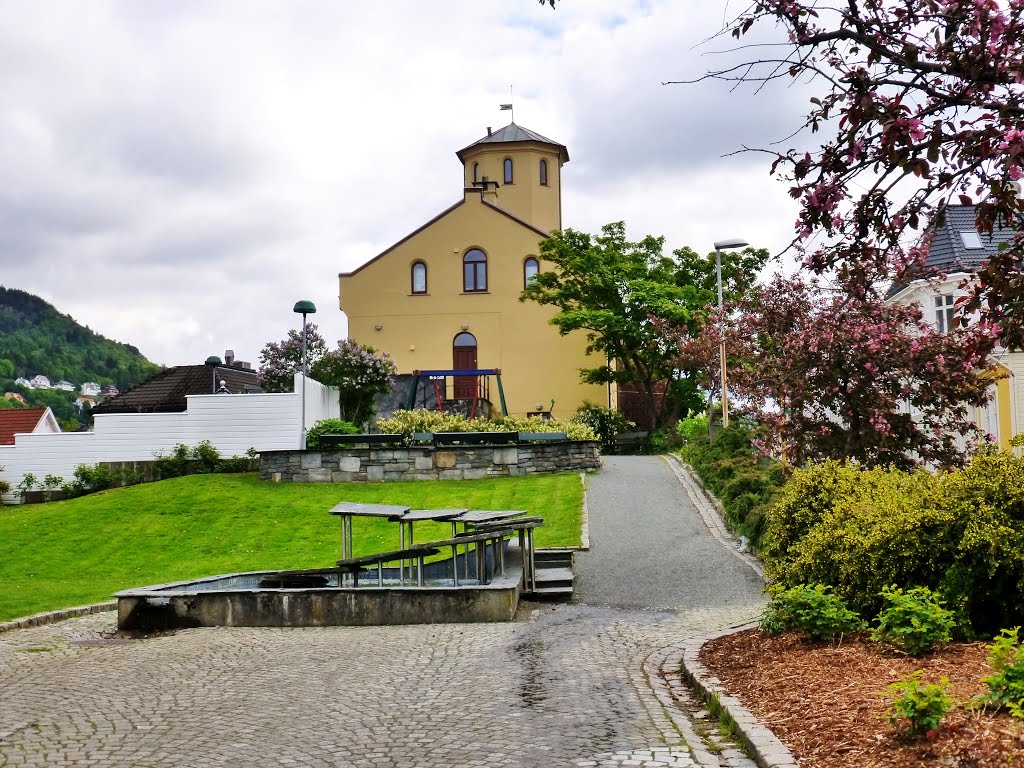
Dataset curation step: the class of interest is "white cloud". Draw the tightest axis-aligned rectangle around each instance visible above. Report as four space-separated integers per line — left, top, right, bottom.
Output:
0 0 807 369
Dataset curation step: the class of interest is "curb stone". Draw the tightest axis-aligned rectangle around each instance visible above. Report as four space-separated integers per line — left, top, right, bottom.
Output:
0 601 116 634
674 625 800 768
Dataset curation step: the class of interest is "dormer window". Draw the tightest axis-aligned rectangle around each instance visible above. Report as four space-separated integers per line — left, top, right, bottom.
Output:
960 231 984 249
503 158 514 185
539 159 548 186
411 261 427 294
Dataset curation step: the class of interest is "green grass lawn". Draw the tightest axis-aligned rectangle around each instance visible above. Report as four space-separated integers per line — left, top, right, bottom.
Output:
0 472 584 622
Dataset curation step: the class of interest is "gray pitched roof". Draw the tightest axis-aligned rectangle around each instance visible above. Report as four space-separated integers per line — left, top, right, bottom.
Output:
922 204 1015 273
456 122 569 163
887 204 1018 298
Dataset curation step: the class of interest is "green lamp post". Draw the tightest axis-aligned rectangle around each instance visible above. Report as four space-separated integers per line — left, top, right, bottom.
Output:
293 300 317 449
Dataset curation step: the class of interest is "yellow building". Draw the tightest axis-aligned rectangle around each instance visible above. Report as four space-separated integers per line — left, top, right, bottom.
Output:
338 123 606 418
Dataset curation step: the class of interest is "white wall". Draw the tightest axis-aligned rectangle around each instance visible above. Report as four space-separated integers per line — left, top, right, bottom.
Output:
0 374 339 503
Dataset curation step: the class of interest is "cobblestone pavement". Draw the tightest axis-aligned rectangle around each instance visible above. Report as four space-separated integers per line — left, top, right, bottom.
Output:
0 457 766 767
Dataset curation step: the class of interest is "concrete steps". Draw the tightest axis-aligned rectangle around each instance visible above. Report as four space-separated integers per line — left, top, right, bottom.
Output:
527 549 574 599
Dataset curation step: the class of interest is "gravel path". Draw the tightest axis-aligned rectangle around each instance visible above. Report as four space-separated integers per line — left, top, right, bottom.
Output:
0 457 766 768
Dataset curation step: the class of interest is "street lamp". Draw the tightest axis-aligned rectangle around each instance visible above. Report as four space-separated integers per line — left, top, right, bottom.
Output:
205 356 222 395
713 238 748 430
293 300 317 449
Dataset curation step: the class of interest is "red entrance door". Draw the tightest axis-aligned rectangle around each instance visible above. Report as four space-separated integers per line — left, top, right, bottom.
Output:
453 332 478 398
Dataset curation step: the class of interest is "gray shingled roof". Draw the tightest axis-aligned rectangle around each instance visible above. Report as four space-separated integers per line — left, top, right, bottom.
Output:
456 122 569 163
922 204 1015 273
91 364 261 414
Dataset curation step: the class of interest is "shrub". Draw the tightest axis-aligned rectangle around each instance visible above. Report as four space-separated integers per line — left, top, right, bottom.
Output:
190 440 221 474
16 473 37 500
762 450 1024 636
759 583 865 641
979 627 1024 718
679 422 787 545
574 402 629 446
0 467 9 497
884 672 953 736
153 443 191 479
306 419 360 449
872 586 955 657
42 474 63 502
375 409 597 442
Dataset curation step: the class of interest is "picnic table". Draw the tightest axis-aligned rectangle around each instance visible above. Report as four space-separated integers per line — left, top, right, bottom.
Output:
329 501 410 560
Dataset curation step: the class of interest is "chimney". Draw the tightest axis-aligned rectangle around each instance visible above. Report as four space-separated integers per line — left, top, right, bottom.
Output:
225 349 235 367
486 127 492 136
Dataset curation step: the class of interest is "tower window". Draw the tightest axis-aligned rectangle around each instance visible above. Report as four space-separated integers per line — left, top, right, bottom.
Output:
411 261 427 294
503 158 513 185
523 257 539 288
473 163 480 185
463 249 488 292
539 159 548 186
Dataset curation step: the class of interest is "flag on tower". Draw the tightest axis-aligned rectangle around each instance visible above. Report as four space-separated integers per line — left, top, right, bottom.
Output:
499 104 512 110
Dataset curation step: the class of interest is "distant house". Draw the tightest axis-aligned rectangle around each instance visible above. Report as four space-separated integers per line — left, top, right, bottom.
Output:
14 377 32 389
54 380 75 392
75 396 97 410
91 364 261 415
0 407 61 446
80 382 101 396
4 392 27 405
888 204 1018 449
30 375 51 389
100 385 120 398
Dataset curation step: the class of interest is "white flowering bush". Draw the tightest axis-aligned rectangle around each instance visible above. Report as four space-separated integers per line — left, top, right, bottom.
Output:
310 339 397 428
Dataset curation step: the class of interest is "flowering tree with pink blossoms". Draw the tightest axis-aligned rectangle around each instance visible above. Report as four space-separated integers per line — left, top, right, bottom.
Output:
670 274 999 469
675 0 1024 345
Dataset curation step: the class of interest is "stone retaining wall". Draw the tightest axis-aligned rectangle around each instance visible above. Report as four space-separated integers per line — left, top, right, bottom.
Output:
260 441 601 483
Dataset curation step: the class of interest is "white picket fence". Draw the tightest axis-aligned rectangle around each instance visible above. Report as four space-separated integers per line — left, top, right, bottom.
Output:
0 374 339 503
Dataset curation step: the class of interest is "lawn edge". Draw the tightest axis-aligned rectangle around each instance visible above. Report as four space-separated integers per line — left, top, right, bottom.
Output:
0 601 116 634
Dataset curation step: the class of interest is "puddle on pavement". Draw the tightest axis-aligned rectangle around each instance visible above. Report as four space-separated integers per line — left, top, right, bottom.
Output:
510 636 549 707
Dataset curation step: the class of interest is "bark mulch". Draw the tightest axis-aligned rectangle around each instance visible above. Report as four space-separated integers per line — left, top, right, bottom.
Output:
699 629 1024 767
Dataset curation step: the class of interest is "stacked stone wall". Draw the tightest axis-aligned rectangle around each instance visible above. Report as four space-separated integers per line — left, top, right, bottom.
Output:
259 441 601 483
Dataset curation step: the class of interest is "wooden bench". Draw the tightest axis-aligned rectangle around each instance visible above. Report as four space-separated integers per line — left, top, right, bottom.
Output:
518 432 568 442
608 431 651 455
432 431 519 447
318 433 405 448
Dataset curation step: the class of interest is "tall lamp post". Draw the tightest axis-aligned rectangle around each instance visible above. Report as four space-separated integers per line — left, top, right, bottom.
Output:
205 356 222 394
713 238 748 430
293 300 317 449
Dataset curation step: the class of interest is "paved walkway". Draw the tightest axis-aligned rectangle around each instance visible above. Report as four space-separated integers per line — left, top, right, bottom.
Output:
0 456 766 768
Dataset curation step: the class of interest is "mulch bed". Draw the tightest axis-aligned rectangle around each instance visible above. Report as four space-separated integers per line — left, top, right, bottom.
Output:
699 629 1024 767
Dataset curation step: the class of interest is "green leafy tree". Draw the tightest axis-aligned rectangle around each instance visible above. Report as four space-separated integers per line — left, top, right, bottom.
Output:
257 323 328 393
521 221 767 429
310 339 397 427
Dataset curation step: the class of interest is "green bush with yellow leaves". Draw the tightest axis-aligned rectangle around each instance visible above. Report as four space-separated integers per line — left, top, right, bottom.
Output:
762 449 1024 637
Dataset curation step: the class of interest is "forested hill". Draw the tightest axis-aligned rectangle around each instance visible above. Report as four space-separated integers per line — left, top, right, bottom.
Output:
0 286 162 391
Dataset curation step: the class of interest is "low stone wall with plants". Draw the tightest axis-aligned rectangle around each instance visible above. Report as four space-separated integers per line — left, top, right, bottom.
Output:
260 441 601 483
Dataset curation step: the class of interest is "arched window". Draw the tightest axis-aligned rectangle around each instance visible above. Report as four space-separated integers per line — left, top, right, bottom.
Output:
539 159 548 186
463 249 487 292
473 162 480 184
523 257 539 288
411 261 427 294
503 158 514 184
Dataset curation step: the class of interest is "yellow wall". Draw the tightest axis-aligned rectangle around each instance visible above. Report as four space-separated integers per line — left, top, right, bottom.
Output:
460 143 563 233
339 189 605 418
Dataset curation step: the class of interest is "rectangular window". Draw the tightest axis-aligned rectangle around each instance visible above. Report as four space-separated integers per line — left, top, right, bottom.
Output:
960 231 984 249
934 294 956 333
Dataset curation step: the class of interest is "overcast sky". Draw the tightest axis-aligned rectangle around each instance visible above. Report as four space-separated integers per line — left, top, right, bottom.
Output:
0 0 808 370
